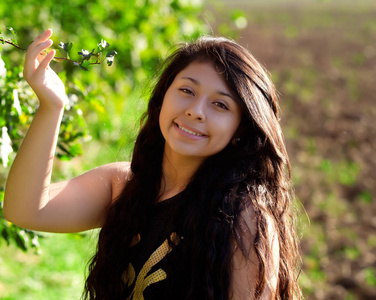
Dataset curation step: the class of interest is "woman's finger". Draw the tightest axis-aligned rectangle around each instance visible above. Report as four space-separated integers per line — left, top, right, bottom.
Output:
27 29 53 52
24 39 53 77
27 39 53 60
29 29 52 47
23 29 54 81
33 29 53 42
26 29 52 55
37 49 55 71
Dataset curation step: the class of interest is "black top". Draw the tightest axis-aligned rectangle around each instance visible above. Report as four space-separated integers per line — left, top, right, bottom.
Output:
124 193 184 299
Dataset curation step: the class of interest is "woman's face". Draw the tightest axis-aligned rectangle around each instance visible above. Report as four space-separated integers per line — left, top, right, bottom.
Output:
159 61 242 164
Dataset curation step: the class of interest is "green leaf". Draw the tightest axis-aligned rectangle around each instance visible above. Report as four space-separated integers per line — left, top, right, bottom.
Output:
106 50 117 66
69 143 83 156
14 231 27 252
1 227 10 245
7 27 17 45
80 60 90 71
56 153 72 161
79 65 89 71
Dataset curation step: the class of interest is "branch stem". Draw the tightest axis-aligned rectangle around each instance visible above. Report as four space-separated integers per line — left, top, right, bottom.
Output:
0 38 26 51
53 56 101 65
1 38 101 65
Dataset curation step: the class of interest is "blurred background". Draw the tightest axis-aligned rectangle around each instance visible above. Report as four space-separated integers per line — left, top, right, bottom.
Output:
0 0 375 299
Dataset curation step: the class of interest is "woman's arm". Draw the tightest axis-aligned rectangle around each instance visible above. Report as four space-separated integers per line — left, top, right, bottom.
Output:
3 29 129 233
229 205 279 299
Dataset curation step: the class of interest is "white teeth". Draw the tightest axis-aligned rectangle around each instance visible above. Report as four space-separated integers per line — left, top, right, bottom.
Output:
178 124 203 136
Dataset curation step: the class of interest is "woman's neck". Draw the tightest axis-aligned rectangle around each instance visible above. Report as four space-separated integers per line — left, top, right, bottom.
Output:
159 151 203 201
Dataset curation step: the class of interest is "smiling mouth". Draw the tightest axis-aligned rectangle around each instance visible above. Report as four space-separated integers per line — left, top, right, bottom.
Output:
176 123 205 137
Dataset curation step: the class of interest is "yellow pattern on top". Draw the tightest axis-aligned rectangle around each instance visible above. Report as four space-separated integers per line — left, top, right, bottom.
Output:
124 233 180 300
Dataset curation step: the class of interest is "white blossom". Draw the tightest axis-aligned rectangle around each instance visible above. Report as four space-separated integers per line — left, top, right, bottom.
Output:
0 54 6 78
13 89 22 115
0 54 6 88
66 94 78 110
0 127 13 168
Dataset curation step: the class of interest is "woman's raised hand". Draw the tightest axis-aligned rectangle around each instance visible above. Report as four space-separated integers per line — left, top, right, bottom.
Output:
5 28 126 233
23 29 67 110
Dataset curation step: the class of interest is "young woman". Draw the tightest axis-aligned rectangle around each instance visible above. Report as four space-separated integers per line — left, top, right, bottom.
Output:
4 29 302 299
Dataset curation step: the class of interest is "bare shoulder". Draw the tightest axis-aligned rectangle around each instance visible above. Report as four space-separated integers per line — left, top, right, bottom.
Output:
238 202 257 236
229 202 279 299
100 161 132 200
103 160 131 178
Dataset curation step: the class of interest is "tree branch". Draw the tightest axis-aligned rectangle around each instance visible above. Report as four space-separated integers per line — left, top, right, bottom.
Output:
0 38 26 51
1 37 114 68
0 38 101 65
53 56 101 65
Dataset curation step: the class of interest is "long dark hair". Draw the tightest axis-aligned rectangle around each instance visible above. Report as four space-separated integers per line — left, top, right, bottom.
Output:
84 36 302 299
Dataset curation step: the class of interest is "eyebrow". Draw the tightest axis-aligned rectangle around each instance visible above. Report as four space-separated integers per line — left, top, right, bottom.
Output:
181 76 234 100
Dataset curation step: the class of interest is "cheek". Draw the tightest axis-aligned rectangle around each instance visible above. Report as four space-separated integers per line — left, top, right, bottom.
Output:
159 91 174 119
218 118 241 140
158 108 167 135
158 95 168 125
210 122 238 151
159 99 173 138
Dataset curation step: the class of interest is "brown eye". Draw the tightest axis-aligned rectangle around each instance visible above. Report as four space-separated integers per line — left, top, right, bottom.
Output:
179 88 194 95
214 101 229 110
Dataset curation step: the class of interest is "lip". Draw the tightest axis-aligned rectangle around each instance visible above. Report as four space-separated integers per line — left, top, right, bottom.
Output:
174 122 207 138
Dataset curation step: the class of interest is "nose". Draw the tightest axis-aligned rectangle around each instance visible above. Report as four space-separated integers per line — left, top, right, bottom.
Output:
185 98 206 122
